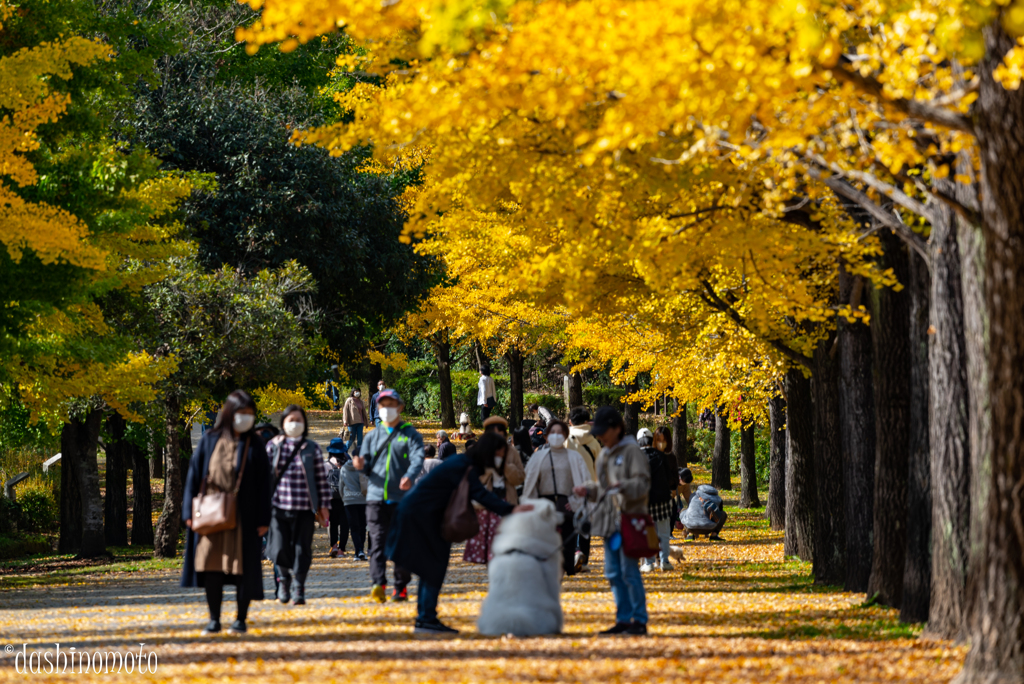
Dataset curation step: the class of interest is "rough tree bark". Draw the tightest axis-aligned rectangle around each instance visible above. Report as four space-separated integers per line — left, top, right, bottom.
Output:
153 396 183 558
901 248 932 623
104 413 129 547
766 397 786 530
812 338 846 586
568 372 584 410
739 423 760 508
924 178 971 639
867 229 912 608
506 346 525 428
131 437 153 547
434 334 456 429
672 399 688 469
838 266 876 593
61 410 106 558
58 435 83 554
711 406 732 491
955 24 1024 684
784 369 815 561
150 425 163 480
622 380 640 436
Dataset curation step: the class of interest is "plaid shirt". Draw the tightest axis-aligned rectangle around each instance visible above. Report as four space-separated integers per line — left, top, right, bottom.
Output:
271 438 333 511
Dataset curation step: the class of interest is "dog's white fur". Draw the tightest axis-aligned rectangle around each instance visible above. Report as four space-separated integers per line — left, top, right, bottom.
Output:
477 498 564 636
669 545 686 562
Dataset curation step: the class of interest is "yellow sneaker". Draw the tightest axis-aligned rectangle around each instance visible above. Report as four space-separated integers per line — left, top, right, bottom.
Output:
370 584 387 604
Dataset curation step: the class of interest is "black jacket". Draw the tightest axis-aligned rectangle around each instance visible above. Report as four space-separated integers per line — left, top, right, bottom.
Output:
385 452 513 586
181 429 271 598
643 446 678 506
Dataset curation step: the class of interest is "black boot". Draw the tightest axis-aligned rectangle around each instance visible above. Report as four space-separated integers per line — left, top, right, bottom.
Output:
277 568 292 604
292 576 306 605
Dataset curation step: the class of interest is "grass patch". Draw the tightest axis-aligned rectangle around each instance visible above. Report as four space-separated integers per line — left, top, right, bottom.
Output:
0 545 182 590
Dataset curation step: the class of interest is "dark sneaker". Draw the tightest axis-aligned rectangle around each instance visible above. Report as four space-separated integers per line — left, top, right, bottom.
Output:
597 623 631 637
414 619 459 635
709 534 724 542
277 576 291 603
293 584 306 605
357 552 368 561
227 620 247 634
201 620 221 635
625 622 648 636
391 587 409 602
329 543 340 558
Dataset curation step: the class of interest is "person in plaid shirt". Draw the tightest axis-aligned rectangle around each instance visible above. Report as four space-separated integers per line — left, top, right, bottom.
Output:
265 405 332 605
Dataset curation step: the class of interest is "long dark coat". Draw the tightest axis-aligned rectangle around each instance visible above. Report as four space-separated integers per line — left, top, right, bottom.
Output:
386 452 513 586
181 429 271 599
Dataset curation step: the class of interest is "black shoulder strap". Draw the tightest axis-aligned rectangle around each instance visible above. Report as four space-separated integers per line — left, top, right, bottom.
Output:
579 441 594 459
368 425 402 471
548 450 560 498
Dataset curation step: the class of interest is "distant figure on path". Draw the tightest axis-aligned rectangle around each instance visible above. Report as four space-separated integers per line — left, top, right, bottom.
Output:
369 380 387 427
477 365 497 425
343 388 367 452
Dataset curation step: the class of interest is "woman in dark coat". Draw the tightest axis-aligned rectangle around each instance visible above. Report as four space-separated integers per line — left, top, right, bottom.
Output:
386 432 528 635
182 390 271 635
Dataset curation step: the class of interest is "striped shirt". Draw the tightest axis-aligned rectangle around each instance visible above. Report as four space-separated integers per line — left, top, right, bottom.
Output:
271 438 333 511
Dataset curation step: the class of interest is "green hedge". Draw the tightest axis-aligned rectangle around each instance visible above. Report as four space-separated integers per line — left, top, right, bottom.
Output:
0 533 52 560
386 362 512 426
583 386 626 409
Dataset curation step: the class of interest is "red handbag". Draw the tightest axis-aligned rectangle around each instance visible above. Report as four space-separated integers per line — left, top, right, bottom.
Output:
621 512 660 559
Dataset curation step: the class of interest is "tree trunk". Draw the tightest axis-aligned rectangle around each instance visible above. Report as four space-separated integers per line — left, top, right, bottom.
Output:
131 437 153 547
568 372 584 410
367 361 383 395
58 430 83 554
153 396 183 558
622 380 640 436
435 335 456 428
506 346 525 428
924 178 971 639
784 369 815 561
711 406 732 491
955 25 1024 683
901 247 932 623
672 399 687 469
766 396 786 530
62 410 106 558
738 423 760 508
838 267 876 593
472 339 491 372
812 338 846 586
104 413 129 547
867 229 912 608
150 426 163 480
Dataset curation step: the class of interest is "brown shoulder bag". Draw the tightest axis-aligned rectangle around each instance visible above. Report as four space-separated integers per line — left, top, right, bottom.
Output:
442 466 480 543
191 438 249 536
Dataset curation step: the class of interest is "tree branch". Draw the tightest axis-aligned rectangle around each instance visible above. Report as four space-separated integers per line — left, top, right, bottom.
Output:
697 278 813 369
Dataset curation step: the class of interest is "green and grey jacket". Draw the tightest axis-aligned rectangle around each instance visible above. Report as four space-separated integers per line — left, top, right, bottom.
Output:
358 422 425 503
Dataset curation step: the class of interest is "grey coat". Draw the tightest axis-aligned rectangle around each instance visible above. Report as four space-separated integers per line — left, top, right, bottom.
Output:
583 435 650 538
341 460 368 505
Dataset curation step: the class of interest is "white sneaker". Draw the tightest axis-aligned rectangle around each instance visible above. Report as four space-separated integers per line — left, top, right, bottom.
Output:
640 563 654 573
659 559 674 572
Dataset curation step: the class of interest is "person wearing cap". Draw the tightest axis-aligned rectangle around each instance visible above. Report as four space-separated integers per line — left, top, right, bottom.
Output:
463 416 526 565
637 428 678 573
572 406 651 636
326 440 350 558
351 388 425 604
436 430 458 460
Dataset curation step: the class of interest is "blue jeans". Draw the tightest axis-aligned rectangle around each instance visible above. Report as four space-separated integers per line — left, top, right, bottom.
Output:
346 423 364 453
641 518 673 567
604 540 648 624
417 577 442 622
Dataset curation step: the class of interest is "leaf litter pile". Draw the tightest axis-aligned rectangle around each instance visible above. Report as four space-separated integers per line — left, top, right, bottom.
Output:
0 495 964 682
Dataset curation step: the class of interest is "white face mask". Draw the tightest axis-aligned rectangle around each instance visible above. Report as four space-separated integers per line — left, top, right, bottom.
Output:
494 456 504 468
354 391 361 397
379 406 400 424
547 433 566 449
283 420 304 438
233 413 255 433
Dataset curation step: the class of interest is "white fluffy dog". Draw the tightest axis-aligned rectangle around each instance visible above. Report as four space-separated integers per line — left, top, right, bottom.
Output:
477 498 564 637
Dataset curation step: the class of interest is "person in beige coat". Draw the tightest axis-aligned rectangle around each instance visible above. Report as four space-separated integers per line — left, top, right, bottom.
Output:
342 389 367 453
574 406 650 636
464 416 525 563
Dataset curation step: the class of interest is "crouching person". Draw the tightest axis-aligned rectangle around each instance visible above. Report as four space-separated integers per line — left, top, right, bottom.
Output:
266 405 332 605
680 484 727 541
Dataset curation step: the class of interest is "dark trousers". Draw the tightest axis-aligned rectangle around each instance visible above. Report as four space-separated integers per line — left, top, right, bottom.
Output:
577 533 591 564
366 501 410 589
270 508 316 586
329 497 348 549
203 571 250 623
345 503 367 554
559 519 578 576
417 576 442 622
479 405 492 424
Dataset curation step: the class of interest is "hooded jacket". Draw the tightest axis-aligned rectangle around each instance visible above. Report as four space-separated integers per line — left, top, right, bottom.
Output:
567 425 600 480
583 435 650 538
358 422 425 503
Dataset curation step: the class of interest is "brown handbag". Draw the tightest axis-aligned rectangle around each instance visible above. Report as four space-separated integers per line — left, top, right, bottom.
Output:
191 438 248 536
442 467 480 543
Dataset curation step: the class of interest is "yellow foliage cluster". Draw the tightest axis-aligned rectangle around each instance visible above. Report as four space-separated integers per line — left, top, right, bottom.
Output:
367 349 410 371
252 384 314 417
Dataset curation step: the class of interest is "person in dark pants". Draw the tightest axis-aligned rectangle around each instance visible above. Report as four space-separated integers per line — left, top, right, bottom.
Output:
477 365 496 425
341 456 369 560
386 432 531 634
351 389 425 603
265 405 333 605
182 390 271 635
327 449 349 558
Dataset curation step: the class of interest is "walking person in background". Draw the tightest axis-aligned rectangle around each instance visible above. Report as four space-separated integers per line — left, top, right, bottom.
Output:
326 439 350 559
523 419 591 576
574 407 651 636
265 405 332 606
182 390 271 635
369 380 387 428
566 407 600 570
341 456 369 561
637 428 679 572
351 389 425 603
386 433 533 634
477 365 497 425
464 416 525 564
343 388 367 453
